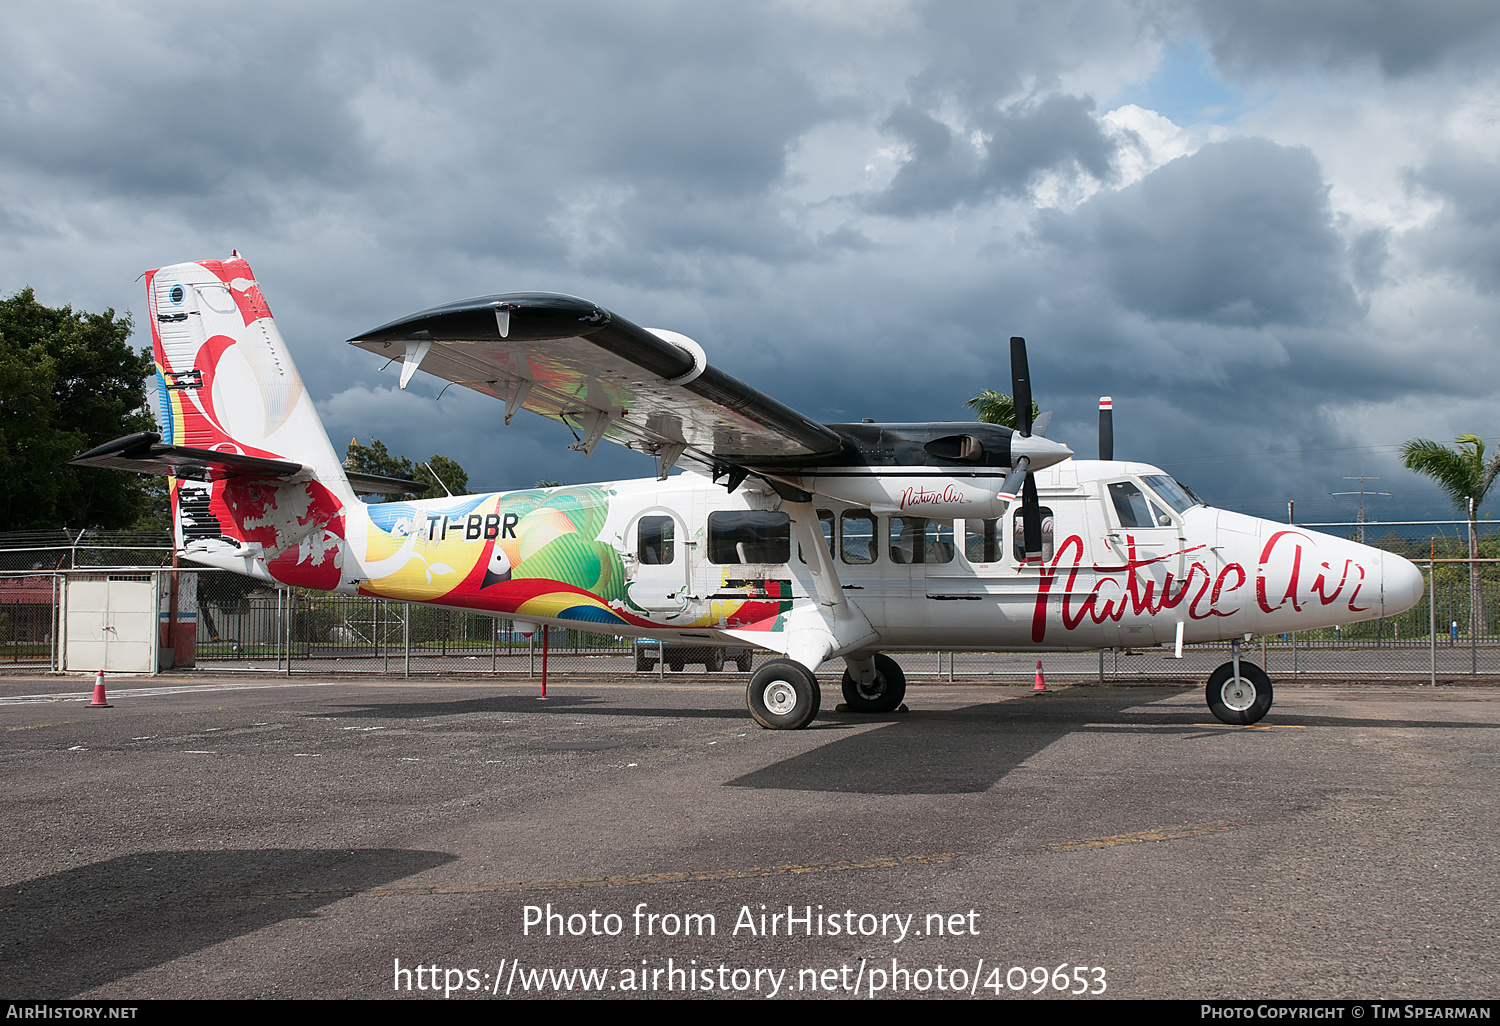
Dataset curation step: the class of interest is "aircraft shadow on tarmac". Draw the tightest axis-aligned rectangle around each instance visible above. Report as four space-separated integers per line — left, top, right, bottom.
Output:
312 693 747 720
728 691 1500 796
1 848 454 998
304 687 1497 797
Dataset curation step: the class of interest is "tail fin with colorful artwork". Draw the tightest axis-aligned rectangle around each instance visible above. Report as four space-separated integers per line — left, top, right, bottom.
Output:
71 256 359 588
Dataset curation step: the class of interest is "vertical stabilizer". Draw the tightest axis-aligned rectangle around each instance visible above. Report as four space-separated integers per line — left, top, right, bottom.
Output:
147 256 355 589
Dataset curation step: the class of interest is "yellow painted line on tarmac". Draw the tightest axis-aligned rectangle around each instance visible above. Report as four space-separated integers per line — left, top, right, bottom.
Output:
250 852 968 901
1044 820 1242 852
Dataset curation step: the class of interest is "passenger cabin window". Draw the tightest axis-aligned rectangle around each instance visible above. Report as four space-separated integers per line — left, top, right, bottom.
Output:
708 510 790 564
798 509 835 563
638 516 675 565
1012 507 1055 563
1108 481 1172 529
965 518 1000 564
841 511 877 565
890 517 955 564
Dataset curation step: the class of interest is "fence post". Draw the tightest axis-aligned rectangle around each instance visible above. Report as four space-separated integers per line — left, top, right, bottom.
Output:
1292 630 1298 678
404 602 411 678
1098 649 1104 685
492 616 498 673
1429 560 1437 687
285 588 294 677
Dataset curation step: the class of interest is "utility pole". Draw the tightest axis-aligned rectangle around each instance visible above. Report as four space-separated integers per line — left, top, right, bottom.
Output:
1332 474 1392 543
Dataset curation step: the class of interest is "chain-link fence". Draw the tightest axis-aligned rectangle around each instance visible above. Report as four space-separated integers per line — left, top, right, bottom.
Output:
4 529 1499 682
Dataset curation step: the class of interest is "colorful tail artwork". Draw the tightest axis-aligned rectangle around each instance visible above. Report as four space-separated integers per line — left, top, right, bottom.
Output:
149 257 776 633
149 257 357 591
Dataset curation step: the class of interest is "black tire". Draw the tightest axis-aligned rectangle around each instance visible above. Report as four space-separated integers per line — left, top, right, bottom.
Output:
840 653 907 713
707 649 725 672
735 653 752 672
668 658 683 672
1206 660 1273 725
746 659 820 730
635 652 654 672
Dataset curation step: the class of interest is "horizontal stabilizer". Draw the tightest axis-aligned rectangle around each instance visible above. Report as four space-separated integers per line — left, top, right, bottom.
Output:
67 432 305 481
345 471 425 495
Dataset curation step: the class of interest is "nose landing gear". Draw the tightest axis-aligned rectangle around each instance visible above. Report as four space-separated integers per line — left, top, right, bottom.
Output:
1205 640 1273 725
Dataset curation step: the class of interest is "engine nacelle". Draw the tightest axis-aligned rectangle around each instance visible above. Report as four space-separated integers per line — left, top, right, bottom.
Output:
799 473 1010 519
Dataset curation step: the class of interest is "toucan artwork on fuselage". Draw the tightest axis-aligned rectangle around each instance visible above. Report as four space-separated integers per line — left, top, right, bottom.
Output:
70 256 1427 729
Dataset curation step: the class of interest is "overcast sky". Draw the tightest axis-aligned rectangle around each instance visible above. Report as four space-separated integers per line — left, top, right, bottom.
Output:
5 0 1500 529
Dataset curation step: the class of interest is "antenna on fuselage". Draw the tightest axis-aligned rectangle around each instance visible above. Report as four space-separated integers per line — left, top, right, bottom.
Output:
1099 397 1113 461
422 462 455 498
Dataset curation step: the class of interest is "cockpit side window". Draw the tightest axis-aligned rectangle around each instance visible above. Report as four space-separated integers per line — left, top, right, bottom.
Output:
1143 475 1198 515
1108 481 1172 529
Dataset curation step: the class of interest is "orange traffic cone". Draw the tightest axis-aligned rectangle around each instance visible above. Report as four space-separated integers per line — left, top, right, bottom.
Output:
1032 660 1048 692
89 669 111 708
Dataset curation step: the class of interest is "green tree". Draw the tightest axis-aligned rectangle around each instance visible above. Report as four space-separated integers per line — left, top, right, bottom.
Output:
345 437 469 501
964 389 1040 429
0 287 154 529
1401 433 1500 632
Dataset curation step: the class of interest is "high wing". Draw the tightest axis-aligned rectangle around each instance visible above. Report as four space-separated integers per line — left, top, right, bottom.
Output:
348 293 844 477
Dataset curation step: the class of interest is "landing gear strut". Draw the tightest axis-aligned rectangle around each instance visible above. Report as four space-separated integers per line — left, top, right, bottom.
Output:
1205 640 1273 725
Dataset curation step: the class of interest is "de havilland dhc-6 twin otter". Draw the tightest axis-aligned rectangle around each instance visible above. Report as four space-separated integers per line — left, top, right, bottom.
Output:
72 255 1426 730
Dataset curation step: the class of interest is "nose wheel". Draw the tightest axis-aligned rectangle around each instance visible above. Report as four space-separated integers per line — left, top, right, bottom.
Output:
1205 660 1273 725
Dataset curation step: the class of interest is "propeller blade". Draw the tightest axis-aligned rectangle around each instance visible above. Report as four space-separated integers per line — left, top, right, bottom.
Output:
1031 410 1052 438
1010 336 1032 437
1099 396 1113 461
996 455 1030 502
1021 473 1044 561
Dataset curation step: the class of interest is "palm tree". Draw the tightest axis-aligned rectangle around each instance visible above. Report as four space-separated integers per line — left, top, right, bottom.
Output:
1401 433 1500 633
965 390 1040 429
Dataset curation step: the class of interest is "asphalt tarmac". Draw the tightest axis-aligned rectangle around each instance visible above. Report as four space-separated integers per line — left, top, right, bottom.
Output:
2 673 1496 1001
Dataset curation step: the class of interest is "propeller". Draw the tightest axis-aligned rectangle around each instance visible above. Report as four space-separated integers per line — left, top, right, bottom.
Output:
1004 336 1045 561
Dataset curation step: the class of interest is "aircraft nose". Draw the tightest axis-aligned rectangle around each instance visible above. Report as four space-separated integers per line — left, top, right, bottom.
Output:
1381 551 1425 616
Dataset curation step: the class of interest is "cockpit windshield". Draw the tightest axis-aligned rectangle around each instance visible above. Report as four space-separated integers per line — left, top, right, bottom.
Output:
1143 475 1201 514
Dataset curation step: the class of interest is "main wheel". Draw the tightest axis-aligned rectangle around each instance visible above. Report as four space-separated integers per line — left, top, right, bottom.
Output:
1205 661 1273 725
747 660 821 730
840 653 907 713
707 649 725 672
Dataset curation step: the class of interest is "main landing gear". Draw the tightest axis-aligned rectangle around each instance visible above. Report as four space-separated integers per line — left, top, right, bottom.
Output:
747 660 821 730
746 653 911 729
840 653 907 714
1205 640 1274 725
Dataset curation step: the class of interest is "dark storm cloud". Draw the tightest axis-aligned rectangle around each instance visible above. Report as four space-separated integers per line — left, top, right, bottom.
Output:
874 94 1116 215
1406 148 1500 294
1038 137 1358 327
1176 0 1500 78
0 9 372 204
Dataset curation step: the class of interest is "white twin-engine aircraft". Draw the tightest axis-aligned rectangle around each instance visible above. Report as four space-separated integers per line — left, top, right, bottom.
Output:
73 256 1426 730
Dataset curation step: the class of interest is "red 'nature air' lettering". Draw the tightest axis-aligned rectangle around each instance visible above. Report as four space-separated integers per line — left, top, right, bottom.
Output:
1032 535 1237 643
